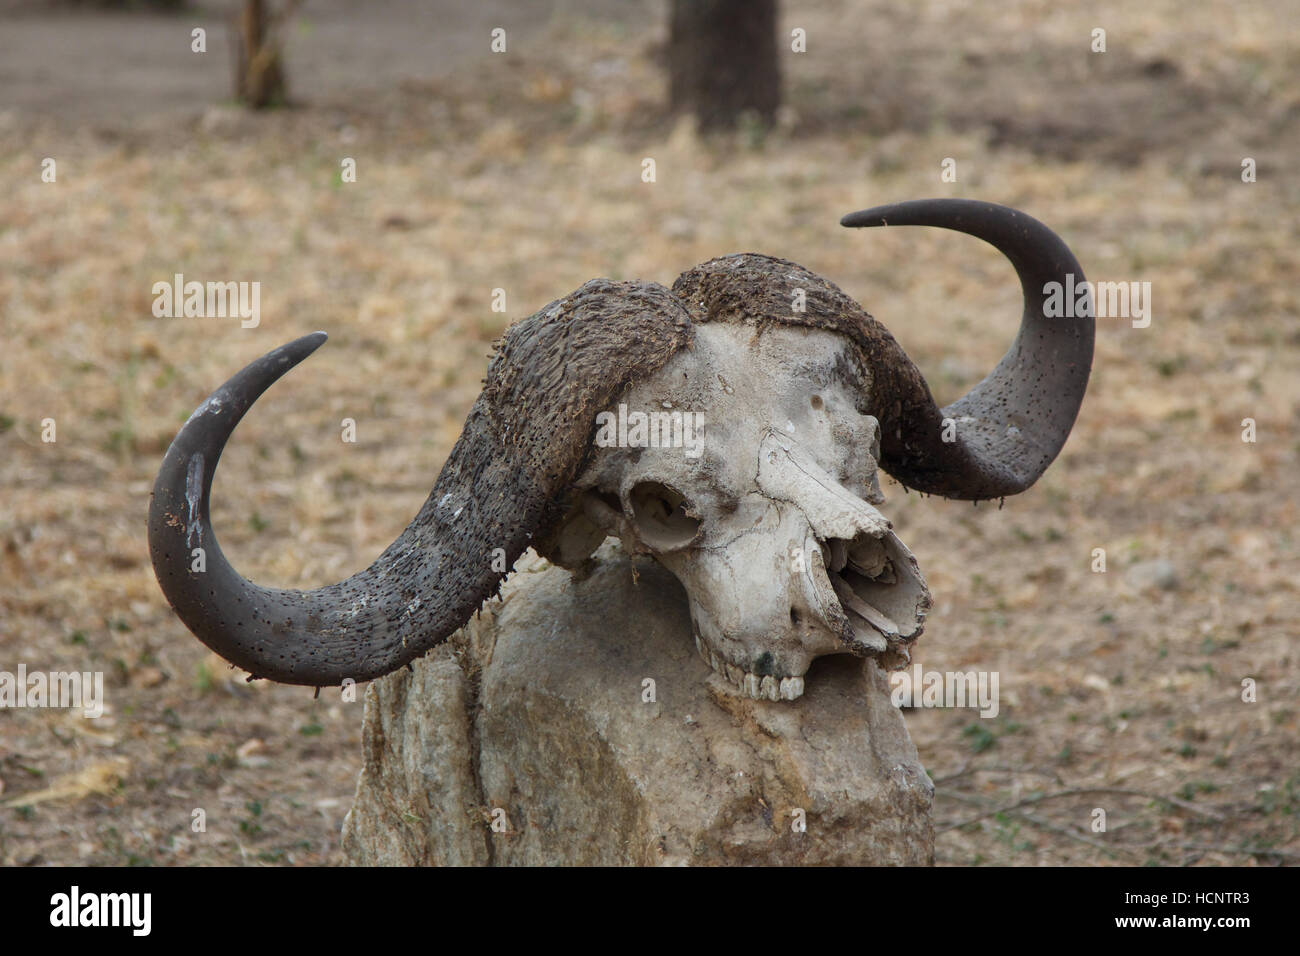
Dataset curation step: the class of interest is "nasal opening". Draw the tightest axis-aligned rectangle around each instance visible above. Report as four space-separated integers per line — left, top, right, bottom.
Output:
820 530 931 647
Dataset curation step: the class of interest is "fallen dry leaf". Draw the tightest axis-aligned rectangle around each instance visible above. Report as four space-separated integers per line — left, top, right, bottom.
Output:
1 758 129 809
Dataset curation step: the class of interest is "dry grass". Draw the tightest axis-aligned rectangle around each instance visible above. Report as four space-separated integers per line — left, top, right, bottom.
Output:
1 0 1297 865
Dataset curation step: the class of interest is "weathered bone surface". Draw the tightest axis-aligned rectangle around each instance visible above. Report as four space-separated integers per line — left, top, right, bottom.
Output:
342 547 935 866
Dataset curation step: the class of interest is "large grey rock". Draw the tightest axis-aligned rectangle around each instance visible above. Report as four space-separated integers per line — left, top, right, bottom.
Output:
342 546 933 865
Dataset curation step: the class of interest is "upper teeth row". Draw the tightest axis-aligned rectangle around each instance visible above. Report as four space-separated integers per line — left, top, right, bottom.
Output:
695 636 805 701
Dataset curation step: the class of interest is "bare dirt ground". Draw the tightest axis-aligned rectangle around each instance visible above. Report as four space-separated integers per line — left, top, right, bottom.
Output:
1 0 1297 866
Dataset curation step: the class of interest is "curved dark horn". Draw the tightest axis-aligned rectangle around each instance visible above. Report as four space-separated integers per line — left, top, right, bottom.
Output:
148 281 692 686
841 199 1093 500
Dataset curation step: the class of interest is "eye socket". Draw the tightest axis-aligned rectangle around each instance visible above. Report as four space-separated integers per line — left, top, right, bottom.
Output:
628 481 702 551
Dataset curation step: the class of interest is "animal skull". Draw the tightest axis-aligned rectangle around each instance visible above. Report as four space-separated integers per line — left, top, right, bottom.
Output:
546 324 931 700
146 199 1093 699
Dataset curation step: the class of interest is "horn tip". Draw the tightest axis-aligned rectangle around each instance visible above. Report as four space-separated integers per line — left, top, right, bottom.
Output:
282 330 329 362
840 206 894 228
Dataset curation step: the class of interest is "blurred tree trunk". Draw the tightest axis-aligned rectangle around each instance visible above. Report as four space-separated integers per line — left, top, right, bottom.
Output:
233 0 297 109
668 0 780 130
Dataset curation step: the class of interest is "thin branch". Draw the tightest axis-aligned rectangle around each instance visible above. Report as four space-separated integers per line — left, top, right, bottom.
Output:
938 786 1224 832
1124 841 1300 862
1014 811 1127 857
932 763 1065 785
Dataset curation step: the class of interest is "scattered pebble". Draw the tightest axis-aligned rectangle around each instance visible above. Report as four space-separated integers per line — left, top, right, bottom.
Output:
134 667 166 688
1125 558 1179 592
236 738 266 759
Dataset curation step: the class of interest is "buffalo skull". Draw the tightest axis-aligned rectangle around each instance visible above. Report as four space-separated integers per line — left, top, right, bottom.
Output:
147 199 1093 699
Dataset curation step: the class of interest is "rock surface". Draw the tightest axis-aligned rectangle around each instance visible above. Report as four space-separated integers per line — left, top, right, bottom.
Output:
342 546 934 865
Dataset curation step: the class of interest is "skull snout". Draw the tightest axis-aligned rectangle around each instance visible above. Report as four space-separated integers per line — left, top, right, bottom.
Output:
680 500 930 702
817 528 931 656
679 508 846 701
674 430 933 701
623 427 931 702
